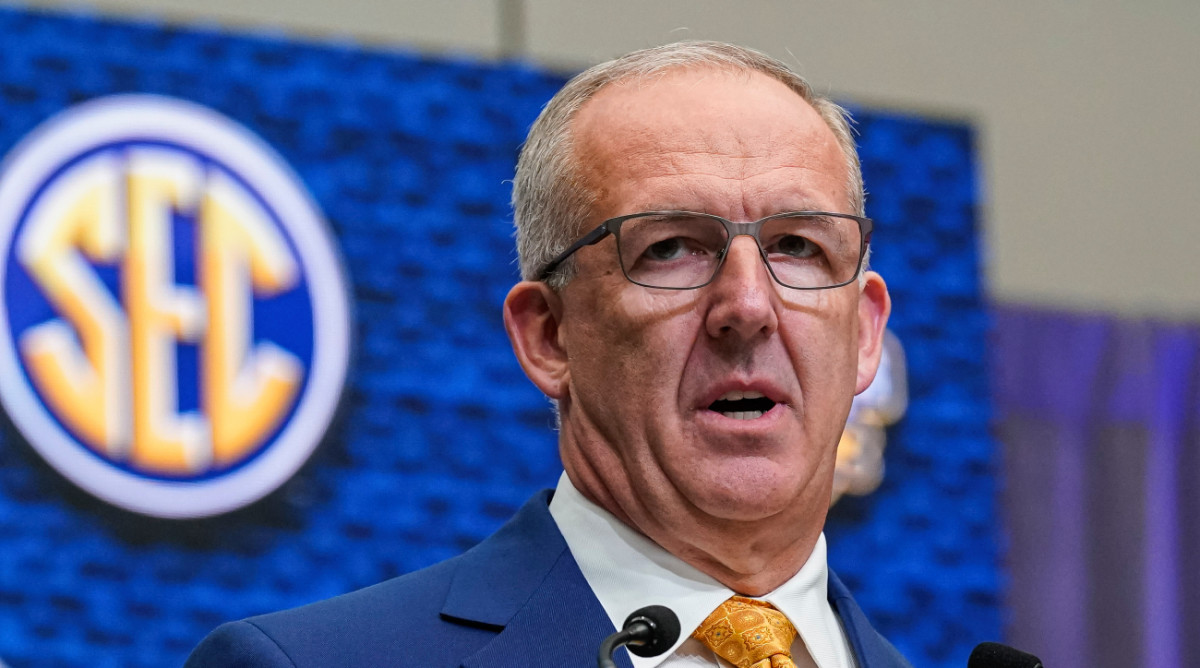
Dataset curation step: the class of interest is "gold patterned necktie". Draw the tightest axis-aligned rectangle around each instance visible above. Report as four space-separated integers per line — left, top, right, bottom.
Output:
693 596 799 668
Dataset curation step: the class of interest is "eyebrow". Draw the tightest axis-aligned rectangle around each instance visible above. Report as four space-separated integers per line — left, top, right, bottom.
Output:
764 198 833 214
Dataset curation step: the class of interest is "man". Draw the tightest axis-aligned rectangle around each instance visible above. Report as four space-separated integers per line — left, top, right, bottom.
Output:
188 41 906 668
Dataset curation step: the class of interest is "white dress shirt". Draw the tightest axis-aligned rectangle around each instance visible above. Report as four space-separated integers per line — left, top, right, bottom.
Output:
549 473 857 668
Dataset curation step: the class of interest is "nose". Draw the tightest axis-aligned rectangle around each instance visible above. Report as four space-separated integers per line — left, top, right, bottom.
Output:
704 235 779 341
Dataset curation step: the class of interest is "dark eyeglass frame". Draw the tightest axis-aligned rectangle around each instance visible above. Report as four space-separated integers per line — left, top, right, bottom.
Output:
536 210 874 290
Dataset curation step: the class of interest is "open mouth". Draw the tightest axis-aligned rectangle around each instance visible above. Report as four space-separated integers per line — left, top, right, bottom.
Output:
708 390 777 420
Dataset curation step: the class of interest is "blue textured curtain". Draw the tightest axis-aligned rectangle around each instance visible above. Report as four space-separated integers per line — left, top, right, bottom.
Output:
993 305 1200 668
0 9 999 666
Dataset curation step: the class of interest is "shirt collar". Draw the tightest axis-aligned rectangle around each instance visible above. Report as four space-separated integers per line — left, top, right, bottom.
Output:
549 473 846 668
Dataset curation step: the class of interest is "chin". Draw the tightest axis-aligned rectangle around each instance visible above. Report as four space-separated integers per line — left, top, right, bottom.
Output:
687 462 811 522
704 498 791 523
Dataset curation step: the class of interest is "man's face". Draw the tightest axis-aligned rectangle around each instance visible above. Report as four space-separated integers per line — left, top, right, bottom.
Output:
509 67 889 543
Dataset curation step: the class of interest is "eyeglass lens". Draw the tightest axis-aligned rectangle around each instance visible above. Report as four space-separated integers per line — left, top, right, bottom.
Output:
614 213 862 289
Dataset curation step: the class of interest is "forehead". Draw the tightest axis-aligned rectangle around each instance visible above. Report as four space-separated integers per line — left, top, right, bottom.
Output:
571 67 850 219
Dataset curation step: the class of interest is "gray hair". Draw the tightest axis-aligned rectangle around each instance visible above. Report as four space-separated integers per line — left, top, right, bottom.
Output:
512 40 865 289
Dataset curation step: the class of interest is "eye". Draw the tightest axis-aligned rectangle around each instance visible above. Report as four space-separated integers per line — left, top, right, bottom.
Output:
645 237 688 261
771 234 821 258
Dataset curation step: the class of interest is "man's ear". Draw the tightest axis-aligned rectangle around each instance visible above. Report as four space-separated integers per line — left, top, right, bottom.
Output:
503 280 570 400
855 271 892 394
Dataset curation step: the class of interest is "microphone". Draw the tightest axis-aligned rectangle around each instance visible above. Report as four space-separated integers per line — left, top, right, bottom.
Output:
968 642 1044 668
597 605 681 668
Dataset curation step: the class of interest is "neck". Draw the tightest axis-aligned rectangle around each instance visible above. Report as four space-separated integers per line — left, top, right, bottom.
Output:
561 439 828 597
658 521 823 596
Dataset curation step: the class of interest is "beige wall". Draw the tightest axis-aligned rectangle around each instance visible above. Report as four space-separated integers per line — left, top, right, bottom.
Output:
16 0 1200 319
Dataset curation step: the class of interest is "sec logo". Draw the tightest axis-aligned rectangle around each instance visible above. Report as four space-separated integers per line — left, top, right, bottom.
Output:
0 95 351 519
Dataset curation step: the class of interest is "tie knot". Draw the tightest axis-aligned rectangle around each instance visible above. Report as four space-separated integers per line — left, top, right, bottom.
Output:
693 596 799 668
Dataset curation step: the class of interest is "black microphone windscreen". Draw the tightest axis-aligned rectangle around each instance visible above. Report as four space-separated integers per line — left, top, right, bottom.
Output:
968 642 1044 668
623 605 681 658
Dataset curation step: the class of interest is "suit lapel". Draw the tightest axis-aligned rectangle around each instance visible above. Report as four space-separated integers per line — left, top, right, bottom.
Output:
827 570 912 668
440 490 628 668
461 547 627 667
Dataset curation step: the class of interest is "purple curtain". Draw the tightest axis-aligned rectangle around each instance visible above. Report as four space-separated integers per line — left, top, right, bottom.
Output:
993 305 1200 668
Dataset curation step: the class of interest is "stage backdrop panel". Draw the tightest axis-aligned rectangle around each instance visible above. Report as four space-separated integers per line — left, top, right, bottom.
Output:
0 7 999 667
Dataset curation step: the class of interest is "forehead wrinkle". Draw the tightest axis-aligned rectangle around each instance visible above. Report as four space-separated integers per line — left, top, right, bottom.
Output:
577 104 800 181
629 146 794 185
628 163 839 218
594 104 776 162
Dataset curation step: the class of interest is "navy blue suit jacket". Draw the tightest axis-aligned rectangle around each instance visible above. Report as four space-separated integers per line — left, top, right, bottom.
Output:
186 491 912 667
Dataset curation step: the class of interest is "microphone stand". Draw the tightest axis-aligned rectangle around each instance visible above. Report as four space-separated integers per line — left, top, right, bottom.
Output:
597 605 680 668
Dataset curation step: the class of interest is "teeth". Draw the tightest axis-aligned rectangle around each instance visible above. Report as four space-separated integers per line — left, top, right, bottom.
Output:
720 410 764 420
719 390 765 401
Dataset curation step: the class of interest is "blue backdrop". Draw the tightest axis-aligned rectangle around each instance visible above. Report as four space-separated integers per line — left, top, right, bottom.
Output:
0 8 999 667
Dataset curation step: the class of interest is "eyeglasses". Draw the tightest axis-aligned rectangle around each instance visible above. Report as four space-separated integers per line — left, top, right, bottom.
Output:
537 210 873 290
